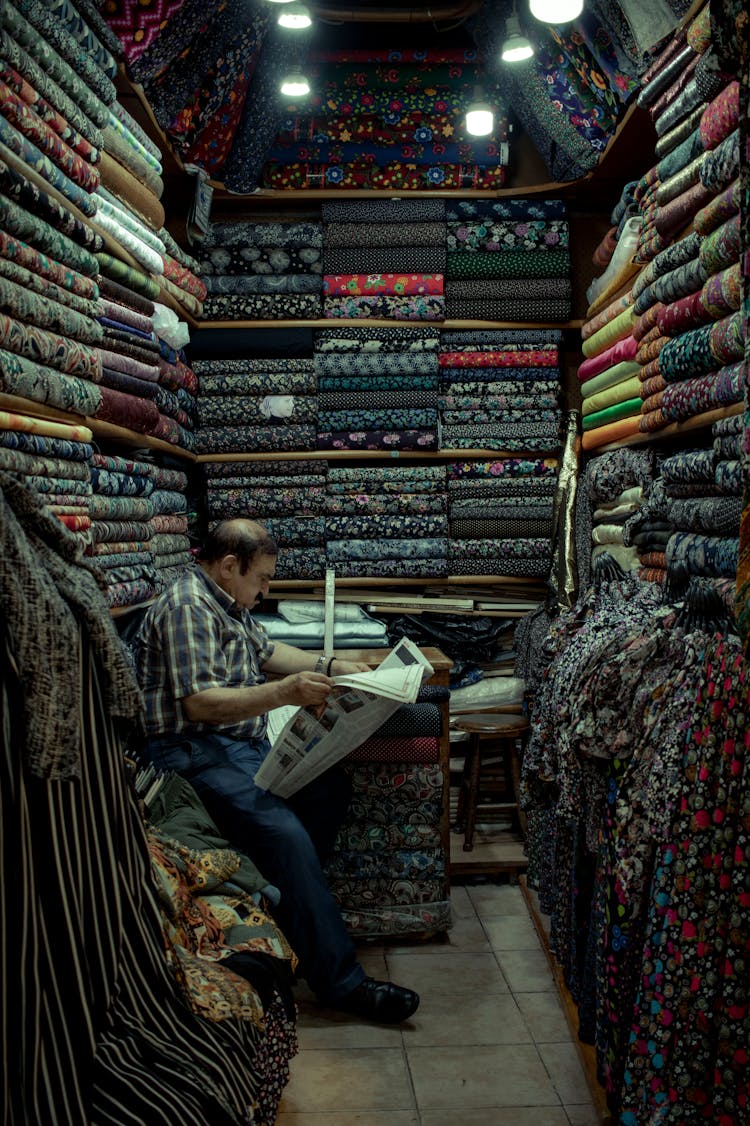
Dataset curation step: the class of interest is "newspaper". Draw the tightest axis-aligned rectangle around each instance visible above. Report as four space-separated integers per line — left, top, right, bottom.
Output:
255 637 434 797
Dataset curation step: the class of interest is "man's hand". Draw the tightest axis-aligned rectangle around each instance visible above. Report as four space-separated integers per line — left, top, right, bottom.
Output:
277 670 334 708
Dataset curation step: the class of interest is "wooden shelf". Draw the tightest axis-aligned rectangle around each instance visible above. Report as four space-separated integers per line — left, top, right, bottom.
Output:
194 318 583 331
198 448 559 463
591 401 744 454
0 394 197 461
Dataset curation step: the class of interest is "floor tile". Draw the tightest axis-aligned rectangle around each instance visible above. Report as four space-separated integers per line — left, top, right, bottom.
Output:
421 1108 570 1126
565 1103 605 1124
514 990 572 1043
294 1000 405 1049
538 1041 594 1104
407 1043 561 1109
402 988 530 1047
279 1048 415 1114
385 951 510 996
387 913 490 955
466 880 535 917
495 946 556 992
277 1114 419 1125
450 883 478 919
482 912 542 950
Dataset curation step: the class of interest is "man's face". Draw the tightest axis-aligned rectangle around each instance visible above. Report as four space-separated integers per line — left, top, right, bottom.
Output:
231 552 277 609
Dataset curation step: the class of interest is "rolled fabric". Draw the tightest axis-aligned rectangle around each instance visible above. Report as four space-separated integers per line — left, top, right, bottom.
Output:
581 376 642 416
633 303 666 341
699 213 741 274
592 226 618 269
0 407 92 441
700 129 740 193
701 263 742 317
657 290 712 337
580 363 641 400
581 290 634 342
94 383 160 433
0 345 100 414
98 151 165 230
582 397 642 430
693 178 740 234
581 307 636 359
577 335 638 383
700 80 739 150
581 416 642 450
653 180 714 241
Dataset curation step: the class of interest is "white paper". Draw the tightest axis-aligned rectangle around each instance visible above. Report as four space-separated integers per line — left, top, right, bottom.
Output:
255 637 434 797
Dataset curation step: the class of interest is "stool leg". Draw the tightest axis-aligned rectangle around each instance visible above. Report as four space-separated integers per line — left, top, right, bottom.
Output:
454 740 471 831
509 736 527 839
462 735 482 851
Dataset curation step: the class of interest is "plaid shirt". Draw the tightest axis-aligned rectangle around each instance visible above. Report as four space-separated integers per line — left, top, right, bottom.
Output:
135 566 274 739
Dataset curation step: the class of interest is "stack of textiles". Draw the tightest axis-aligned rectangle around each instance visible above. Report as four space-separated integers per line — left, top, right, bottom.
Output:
633 6 737 267
87 451 156 609
264 47 508 191
446 458 558 579
203 459 328 580
444 199 571 322
578 299 642 450
198 221 323 322
254 601 388 650
327 701 450 938
438 330 562 452
92 275 195 453
321 199 446 321
314 325 440 451
644 427 742 584
325 465 448 580
574 448 656 585
0 408 93 545
193 357 317 456
144 461 193 593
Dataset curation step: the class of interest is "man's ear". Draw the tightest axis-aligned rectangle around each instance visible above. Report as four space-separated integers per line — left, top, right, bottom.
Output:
219 554 238 581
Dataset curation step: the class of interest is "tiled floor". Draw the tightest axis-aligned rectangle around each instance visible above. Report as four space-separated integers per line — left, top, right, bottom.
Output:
276 880 602 1125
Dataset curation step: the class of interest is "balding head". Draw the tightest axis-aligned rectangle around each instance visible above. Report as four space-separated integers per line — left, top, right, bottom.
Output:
199 519 278 575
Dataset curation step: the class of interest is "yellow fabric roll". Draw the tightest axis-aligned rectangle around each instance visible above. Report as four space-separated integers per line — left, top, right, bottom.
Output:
581 375 643 417
0 408 93 441
581 306 636 359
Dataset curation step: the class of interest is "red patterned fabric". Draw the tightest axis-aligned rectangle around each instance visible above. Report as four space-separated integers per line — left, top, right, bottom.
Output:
104 0 190 62
440 350 558 369
323 274 443 297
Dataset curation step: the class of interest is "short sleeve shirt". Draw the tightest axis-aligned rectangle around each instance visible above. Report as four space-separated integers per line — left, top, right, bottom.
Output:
135 566 275 739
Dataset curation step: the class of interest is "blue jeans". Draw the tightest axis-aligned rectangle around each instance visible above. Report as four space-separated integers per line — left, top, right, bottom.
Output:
142 732 365 1003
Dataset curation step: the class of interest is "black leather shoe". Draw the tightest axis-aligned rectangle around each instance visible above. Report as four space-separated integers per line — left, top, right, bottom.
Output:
332 977 419 1023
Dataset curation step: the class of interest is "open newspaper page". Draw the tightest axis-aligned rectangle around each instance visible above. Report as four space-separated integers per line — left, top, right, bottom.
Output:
255 637 435 797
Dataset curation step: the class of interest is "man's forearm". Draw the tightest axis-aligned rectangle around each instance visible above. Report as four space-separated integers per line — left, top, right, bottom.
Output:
262 640 326 676
181 681 290 725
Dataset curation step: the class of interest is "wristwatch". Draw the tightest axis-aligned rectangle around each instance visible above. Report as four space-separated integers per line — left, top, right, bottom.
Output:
313 655 326 673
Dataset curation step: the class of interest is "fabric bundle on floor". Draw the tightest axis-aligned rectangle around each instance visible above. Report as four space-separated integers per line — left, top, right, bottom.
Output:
447 457 558 578
199 220 322 321
325 464 448 579
263 48 508 192
193 356 317 456
203 458 328 579
444 199 572 322
438 329 562 453
314 325 441 451
328 710 451 936
0 407 94 545
321 199 447 321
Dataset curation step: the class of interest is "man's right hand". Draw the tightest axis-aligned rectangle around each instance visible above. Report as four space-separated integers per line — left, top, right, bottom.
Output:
277 671 333 708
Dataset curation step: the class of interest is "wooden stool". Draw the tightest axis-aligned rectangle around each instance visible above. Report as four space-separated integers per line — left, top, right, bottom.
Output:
452 713 530 852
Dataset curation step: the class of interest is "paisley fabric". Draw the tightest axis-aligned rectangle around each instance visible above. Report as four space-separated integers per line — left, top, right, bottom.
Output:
0 347 100 415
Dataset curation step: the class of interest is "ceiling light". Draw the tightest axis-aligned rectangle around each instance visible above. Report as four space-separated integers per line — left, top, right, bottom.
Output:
278 3 312 28
465 101 494 137
529 0 584 23
280 74 310 96
264 0 295 4
501 13 534 62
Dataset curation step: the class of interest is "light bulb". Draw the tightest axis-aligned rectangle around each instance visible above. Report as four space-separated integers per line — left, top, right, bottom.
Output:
280 74 311 96
501 12 534 62
529 0 583 23
465 104 494 137
278 3 312 28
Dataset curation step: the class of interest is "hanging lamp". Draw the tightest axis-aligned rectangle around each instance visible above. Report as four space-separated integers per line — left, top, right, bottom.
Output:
501 11 534 62
280 74 311 96
277 3 312 28
529 0 583 23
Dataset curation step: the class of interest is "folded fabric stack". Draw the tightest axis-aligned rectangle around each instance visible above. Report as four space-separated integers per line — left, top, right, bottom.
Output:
264 47 508 192
438 329 562 453
579 303 642 450
254 600 388 650
314 325 440 451
327 705 450 937
446 457 558 578
445 199 572 322
321 199 446 321
203 459 328 580
576 448 656 582
199 221 323 322
87 451 156 608
145 462 193 593
193 357 317 456
150 334 198 452
325 465 448 579
0 408 93 545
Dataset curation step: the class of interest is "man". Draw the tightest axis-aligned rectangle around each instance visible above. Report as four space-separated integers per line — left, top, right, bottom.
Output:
136 517 419 1023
